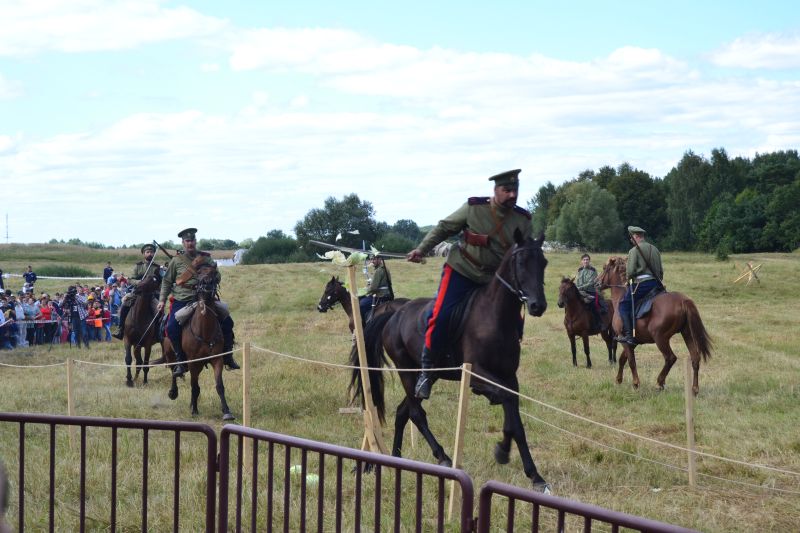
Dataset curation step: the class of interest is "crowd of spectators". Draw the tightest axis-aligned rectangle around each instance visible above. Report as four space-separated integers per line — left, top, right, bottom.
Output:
1 272 128 351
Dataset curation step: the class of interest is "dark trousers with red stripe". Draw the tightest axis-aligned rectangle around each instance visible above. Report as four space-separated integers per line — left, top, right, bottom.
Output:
425 264 482 355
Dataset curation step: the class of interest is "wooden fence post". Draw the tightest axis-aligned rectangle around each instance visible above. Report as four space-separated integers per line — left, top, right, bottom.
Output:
347 264 388 455
242 342 251 466
66 358 76 449
684 356 696 487
448 363 472 520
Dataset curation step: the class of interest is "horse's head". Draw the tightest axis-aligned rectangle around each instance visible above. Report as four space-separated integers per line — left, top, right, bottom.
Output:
597 256 626 290
195 264 219 301
501 230 548 317
318 276 346 313
556 276 577 308
133 274 160 295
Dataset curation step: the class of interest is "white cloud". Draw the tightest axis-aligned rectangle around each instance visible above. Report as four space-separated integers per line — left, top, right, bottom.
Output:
0 0 227 56
0 73 23 99
710 32 800 69
201 62 220 72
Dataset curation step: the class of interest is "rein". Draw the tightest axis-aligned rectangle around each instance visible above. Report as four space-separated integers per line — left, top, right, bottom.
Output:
494 245 532 303
190 276 222 348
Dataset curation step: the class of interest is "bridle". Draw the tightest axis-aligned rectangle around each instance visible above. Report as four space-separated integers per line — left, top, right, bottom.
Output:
598 263 627 289
192 269 222 347
319 281 345 311
495 242 541 303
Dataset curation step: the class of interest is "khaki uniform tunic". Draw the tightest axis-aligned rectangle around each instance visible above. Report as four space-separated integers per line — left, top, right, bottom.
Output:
625 241 663 282
159 252 219 304
417 197 532 284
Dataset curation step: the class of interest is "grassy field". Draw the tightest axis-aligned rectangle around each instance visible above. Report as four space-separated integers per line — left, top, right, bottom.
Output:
1 244 799 531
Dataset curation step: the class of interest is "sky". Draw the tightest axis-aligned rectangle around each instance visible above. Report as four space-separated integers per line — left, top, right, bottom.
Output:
1 0 799 246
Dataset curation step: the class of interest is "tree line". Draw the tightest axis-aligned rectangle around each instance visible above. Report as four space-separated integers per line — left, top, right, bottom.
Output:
529 148 799 255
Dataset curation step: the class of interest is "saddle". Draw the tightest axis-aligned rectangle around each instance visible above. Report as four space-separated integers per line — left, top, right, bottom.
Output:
634 285 666 319
416 288 481 367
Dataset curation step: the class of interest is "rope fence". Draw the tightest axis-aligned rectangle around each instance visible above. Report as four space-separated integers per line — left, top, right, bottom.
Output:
1 339 798 495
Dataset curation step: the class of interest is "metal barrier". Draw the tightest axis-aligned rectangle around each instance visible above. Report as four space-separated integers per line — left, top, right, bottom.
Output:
476 480 699 533
0 412 217 532
219 425 475 532
0 413 699 532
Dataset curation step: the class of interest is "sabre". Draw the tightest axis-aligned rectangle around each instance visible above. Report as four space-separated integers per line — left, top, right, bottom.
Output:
134 310 163 349
153 239 174 260
629 279 636 338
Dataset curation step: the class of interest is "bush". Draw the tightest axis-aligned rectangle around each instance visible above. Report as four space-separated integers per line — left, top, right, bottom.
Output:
36 265 96 278
241 236 307 264
374 232 415 254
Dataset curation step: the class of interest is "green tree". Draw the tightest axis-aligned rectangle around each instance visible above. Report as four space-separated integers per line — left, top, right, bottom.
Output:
294 194 379 257
663 151 714 250
605 163 668 242
527 181 557 235
375 232 415 253
760 179 800 251
546 181 624 251
241 234 302 264
391 219 422 244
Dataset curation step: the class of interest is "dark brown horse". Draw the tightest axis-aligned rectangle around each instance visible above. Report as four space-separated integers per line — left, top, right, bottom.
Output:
349 231 551 491
557 277 617 368
122 273 162 387
164 264 234 420
317 275 409 333
597 257 713 394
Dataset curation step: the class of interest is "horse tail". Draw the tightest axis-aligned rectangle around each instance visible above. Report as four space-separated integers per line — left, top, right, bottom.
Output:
347 310 395 424
683 298 713 363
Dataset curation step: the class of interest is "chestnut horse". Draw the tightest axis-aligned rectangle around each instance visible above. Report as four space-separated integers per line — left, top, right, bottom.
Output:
557 277 617 368
122 273 162 387
349 232 551 492
164 263 234 420
597 257 713 394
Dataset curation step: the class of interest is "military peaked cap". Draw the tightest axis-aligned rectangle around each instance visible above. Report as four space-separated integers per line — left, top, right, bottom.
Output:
627 225 646 234
488 169 521 188
140 244 156 254
178 228 198 240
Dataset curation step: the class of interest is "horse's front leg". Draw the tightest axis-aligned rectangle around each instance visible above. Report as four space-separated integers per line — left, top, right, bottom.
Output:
568 333 577 367
616 346 629 385
168 373 179 400
582 335 592 368
499 396 549 493
134 345 143 381
190 366 201 416
124 344 134 387
627 347 640 390
142 345 151 385
214 360 235 421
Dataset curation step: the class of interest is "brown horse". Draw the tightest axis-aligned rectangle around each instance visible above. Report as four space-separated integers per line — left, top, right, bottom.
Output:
317 275 409 333
122 273 162 387
164 264 234 420
597 257 713 394
349 231 551 492
557 277 617 368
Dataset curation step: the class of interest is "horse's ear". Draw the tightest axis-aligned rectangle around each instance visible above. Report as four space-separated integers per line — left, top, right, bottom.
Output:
513 228 524 245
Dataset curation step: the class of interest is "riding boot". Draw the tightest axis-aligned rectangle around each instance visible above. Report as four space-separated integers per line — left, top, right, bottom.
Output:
615 312 637 346
169 331 187 377
414 347 437 400
112 305 129 339
221 330 240 370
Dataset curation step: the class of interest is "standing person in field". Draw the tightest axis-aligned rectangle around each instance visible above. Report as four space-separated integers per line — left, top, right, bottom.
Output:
113 244 161 339
616 225 663 346
23 266 37 288
157 228 239 377
103 262 114 284
358 255 394 320
406 169 533 399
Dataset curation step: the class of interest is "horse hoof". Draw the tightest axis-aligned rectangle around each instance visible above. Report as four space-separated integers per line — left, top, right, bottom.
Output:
533 481 552 494
168 390 178 400
439 458 453 468
587 363 592 369
125 379 134 388
494 443 510 465
222 413 235 421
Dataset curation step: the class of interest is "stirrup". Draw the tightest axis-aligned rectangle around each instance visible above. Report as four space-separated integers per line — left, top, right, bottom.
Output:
414 374 434 400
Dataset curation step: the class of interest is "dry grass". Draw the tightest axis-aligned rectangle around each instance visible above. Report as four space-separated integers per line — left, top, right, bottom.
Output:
1 248 799 531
